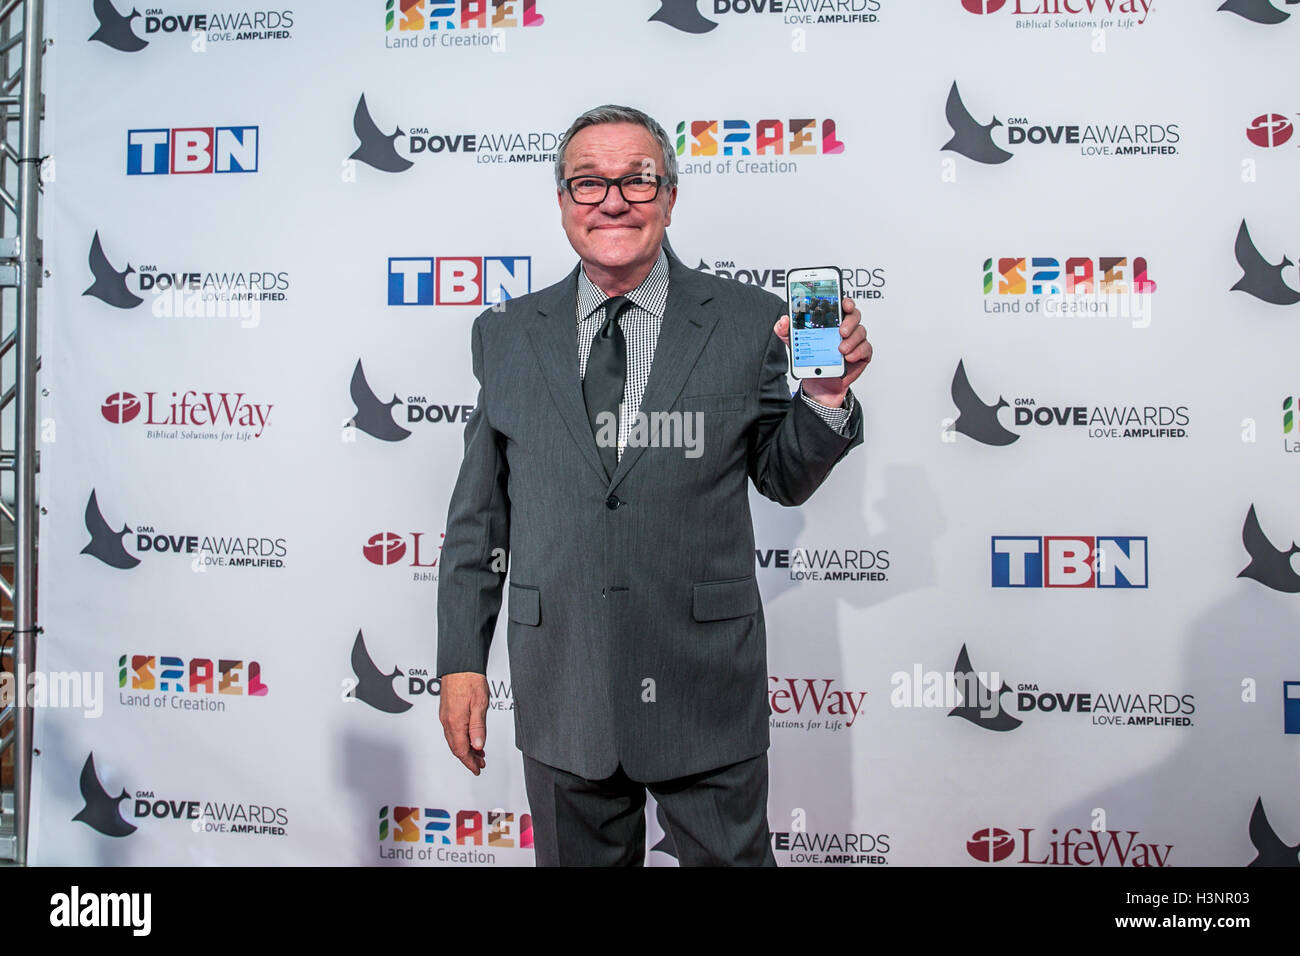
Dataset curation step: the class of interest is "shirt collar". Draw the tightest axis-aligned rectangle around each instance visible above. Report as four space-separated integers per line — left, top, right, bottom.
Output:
576 249 669 323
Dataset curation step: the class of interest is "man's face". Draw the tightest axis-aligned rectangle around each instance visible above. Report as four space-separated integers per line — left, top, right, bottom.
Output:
557 122 677 283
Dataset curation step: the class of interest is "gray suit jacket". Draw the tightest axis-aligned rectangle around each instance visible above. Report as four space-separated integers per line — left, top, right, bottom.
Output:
437 252 863 781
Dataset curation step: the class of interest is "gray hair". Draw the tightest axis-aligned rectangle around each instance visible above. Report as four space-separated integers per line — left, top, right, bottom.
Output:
554 105 678 189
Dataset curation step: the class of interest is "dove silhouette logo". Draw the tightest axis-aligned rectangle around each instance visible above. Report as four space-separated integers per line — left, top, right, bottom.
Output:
1230 220 1300 305
942 83 1013 165
946 645 1021 731
84 232 144 309
967 827 1015 862
347 361 411 442
349 631 413 713
81 490 140 570
89 0 149 52
101 392 141 424
349 94 413 173
73 753 138 837
1247 113 1294 148
950 360 1017 446
1247 798 1299 866
1238 505 1300 592
1219 0 1296 25
650 0 718 32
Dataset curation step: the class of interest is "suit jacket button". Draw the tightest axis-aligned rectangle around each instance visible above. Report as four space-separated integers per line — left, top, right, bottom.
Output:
605 495 621 510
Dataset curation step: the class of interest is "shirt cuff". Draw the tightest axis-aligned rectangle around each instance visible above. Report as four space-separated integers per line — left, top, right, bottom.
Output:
800 386 854 436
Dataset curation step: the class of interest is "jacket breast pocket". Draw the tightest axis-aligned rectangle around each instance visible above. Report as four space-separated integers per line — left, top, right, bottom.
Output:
692 576 760 622
681 392 746 414
507 582 540 626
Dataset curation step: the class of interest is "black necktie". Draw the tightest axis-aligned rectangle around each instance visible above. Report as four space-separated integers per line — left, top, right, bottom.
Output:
583 294 632 478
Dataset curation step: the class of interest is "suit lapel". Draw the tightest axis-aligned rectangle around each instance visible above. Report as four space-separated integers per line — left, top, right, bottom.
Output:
609 255 718 492
523 265 609 484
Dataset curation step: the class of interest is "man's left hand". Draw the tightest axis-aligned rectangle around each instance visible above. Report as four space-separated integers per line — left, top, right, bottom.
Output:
774 296 873 408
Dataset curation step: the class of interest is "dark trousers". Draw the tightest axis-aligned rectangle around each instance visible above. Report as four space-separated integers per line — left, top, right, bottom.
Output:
523 751 778 867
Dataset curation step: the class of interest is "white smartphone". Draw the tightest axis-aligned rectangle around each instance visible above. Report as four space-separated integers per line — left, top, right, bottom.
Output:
786 265 845 379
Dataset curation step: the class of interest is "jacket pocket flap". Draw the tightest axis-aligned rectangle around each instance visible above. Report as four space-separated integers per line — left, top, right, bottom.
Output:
508 583 540 626
681 392 745 413
692 576 759 622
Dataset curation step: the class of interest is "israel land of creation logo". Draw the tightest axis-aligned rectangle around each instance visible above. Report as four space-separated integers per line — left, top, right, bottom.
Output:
1219 0 1298 26
348 93 559 173
960 0 1154 29
967 822 1172 866
379 805 533 865
346 360 474 443
943 82 1179 166
384 0 543 52
1284 397 1300 455
767 677 867 732
81 489 287 571
1230 220 1300 306
756 546 889 582
894 644 1195 731
362 530 444 582
675 118 844 176
346 628 515 714
88 1 293 52
101 389 273 442
982 254 1155 318
73 752 288 838
388 255 531 306
649 0 881 34
992 535 1148 588
118 654 267 715
949 361 1189 445
127 126 258 175
696 257 886 300
1238 505 1300 593
82 231 289 320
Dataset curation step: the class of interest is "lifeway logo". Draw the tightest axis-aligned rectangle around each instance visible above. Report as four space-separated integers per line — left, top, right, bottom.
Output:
896 644 1194 730
967 824 1172 866
362 530 444 582
73 751 288 838
346 360 473 443
127 126 258 175
650 0 881 33
992 535 1148 588
347 93 558 173
942 82 1179 165
388 255 531 305
101 390 273 440
676 118 844 177
1219 0 1300 26
960 0 1153 26
384 0 543 52
346 630 513 714
768 677 866 731
89 2 294 52
756 546 889 582
696 258 886 300
81 489 287 571
1247 113 1296 148
1230 220 1300 306
949 361 1189 445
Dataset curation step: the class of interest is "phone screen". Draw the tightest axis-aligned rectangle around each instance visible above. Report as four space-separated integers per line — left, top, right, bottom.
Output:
789 276 843 372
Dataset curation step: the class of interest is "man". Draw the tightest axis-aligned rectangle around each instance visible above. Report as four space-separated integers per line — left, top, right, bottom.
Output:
437 105 871 866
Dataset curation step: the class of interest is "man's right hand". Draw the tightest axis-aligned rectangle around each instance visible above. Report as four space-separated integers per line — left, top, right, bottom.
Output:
439 672 489 775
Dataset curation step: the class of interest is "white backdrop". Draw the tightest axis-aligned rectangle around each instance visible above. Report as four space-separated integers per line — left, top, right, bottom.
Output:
28 0 1300 867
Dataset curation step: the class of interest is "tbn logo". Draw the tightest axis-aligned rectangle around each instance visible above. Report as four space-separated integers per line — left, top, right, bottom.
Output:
385 0 544 30
127 127 259 175
387 256 531 306
991 536 1148 588
676 119 844 156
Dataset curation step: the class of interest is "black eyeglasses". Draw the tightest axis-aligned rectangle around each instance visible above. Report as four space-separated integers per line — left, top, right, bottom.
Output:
561 173 668 204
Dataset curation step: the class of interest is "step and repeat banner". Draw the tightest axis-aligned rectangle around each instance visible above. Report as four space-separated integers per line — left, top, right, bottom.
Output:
27 0 1300 866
